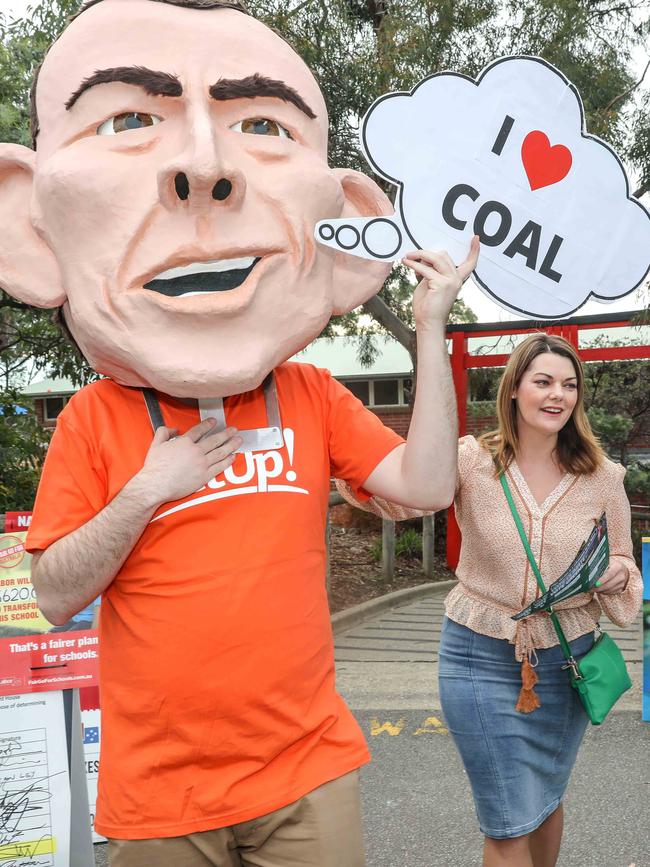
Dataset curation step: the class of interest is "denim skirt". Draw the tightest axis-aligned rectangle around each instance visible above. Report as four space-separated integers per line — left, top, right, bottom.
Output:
438 616 593 839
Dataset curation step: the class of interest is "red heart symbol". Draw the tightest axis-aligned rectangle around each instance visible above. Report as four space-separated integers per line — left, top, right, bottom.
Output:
521 131 572 191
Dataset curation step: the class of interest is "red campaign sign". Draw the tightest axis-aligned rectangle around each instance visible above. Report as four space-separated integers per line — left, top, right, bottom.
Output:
0 630 100 697
5 511 33 532
0 521 101 696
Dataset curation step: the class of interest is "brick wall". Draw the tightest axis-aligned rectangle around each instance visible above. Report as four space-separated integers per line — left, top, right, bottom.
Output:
371 406 412 437
370 406 498 440
34 398 46 427
466 415 497 437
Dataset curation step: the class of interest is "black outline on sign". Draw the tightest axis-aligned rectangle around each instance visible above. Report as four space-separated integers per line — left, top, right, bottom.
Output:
360 55 650 319
335 225 361 250
361 218 403 259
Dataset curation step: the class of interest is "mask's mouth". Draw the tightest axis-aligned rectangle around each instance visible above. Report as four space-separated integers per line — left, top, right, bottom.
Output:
143 257 261 297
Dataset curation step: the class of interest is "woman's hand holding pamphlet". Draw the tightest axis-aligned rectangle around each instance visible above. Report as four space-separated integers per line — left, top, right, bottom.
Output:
512 514 609 621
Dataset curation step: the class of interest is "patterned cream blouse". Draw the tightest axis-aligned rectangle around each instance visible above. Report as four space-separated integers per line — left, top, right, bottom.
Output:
337 435 643 661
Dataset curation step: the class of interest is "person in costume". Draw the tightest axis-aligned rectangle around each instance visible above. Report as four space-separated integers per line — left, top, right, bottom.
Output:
0 0 479 864
339 333 641 867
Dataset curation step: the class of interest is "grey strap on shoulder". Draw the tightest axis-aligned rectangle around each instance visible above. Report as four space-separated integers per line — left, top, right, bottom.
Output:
198 372 284 452
142 388 165 432
141 375 283 451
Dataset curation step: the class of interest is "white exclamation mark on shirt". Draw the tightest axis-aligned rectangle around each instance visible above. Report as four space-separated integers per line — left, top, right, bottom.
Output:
284 428 297 482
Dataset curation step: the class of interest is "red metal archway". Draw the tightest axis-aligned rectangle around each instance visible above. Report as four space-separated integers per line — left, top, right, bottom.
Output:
445 310 650 569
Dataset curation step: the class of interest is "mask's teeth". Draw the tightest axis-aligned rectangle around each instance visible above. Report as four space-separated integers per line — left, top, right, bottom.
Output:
155 257 256 281
143 258 260 297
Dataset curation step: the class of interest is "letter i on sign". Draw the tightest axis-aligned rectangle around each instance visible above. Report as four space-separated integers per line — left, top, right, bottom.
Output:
492 115 515 155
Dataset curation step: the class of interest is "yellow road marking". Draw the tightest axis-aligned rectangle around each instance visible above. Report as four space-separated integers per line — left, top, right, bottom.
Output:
413 715 448 736
369 717 407 736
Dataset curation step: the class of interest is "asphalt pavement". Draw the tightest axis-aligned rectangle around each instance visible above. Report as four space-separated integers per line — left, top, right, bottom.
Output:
93 585 648 867
356 708 647 867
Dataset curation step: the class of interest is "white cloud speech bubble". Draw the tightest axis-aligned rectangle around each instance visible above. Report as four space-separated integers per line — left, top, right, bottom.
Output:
315 56 650 319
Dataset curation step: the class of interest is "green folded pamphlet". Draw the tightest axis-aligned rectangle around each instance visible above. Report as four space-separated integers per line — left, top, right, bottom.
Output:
512 513 609 621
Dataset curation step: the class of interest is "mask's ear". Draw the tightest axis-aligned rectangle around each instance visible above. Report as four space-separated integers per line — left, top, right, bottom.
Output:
329 168 394 314
0 144 65 307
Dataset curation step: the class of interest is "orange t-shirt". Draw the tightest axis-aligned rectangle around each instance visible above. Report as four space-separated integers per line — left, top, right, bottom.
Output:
27 363 403 839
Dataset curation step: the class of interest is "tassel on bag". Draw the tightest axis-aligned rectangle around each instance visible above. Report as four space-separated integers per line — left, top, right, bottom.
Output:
516 656 541 713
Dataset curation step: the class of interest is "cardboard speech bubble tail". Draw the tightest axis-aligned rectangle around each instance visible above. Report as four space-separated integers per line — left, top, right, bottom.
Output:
315 211 414 262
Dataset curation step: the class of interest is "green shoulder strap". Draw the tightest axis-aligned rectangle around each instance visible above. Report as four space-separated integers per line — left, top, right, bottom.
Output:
499 472 574 660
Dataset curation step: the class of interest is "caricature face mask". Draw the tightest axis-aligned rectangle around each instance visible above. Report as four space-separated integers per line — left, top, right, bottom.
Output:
0 0 391 397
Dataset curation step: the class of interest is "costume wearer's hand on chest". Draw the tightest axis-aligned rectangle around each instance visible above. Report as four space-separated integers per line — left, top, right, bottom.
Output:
0 0 392 398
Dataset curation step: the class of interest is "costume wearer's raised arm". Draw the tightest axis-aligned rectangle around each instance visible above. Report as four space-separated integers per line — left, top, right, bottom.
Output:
361 240 480 511
597 464 643 627
31 419 241 625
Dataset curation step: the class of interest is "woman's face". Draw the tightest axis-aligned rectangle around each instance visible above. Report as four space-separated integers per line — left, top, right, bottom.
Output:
513 351 580 437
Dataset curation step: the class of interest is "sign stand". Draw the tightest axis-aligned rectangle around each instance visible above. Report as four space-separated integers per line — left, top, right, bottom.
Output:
64 689 96 865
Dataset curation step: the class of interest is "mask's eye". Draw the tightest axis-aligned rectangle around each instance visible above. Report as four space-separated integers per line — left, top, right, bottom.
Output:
230 118 292 139
97 112 162 136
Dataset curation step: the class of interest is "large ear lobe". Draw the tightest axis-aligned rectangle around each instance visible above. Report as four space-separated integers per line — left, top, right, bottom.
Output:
329 168 394 314
0 144 66 307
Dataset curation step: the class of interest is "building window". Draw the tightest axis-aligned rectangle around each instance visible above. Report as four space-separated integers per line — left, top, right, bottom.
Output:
373 379 399 406
44 396 68 421
343 380 370 405
340 378 411 408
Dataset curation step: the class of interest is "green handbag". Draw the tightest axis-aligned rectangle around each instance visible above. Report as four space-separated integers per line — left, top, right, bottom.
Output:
500 473 631 725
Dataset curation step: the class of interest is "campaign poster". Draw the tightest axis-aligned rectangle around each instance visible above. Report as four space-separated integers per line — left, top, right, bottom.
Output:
4 512 32 533
0 531 99 697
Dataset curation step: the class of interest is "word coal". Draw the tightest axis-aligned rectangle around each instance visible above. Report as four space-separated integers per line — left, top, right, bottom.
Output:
442 183 564 283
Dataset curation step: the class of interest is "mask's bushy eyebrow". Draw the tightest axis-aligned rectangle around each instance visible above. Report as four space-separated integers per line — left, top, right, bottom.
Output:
66 66 183 111
209 73 316 119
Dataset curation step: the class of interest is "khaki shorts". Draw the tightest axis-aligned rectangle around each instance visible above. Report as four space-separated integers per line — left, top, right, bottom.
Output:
108 770 365 867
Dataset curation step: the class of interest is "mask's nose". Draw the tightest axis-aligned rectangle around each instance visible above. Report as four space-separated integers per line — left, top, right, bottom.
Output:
174 173 233 202
158 102 245 210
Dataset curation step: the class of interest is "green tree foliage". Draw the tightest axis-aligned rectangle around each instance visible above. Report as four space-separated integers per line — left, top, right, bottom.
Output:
583 336 650 465
0 1 80 145
587 405 634 457
0 389 49 511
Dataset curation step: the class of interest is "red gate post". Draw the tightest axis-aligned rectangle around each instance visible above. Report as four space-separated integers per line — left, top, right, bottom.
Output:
450 330 469 436
564 324 579 349
446 331 468 570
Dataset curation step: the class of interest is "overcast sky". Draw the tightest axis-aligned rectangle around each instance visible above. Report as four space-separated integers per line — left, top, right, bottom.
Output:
2 0 31 19
2 0 648 322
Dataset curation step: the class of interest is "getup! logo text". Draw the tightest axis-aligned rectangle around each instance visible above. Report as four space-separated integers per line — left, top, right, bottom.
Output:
151 428 307 522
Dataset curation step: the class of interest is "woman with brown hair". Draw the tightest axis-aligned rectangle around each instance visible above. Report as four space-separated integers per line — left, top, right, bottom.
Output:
339 332 642 867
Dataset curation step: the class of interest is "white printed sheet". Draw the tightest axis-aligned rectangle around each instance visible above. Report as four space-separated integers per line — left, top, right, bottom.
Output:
0 692 70 866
